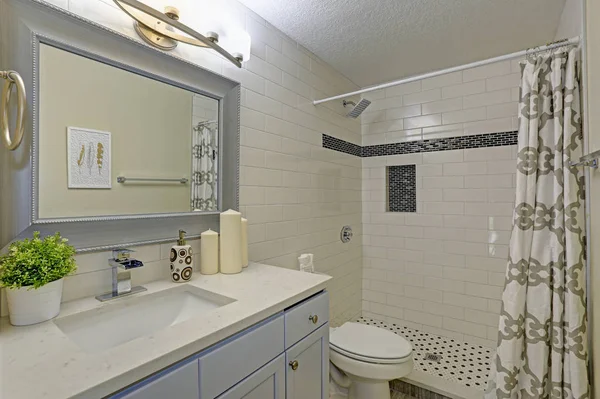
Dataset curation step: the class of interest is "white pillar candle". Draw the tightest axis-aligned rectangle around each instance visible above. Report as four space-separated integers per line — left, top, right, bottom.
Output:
200 229 219 275
219 209 242 274
241 218 248 268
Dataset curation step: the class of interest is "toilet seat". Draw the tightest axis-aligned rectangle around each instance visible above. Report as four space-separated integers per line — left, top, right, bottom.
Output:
330 344 411 364
330 322 412 364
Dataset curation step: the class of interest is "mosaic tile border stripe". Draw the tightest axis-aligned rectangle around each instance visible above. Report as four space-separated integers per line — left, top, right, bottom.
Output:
322 134 362 157
322 131 518 158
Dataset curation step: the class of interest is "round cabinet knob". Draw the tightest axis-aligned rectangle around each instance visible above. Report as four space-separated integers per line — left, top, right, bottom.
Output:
289 360 299 371
309 315 318 324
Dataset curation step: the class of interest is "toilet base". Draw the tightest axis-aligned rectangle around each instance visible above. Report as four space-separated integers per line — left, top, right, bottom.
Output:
329 348 413 399
348 378 390 399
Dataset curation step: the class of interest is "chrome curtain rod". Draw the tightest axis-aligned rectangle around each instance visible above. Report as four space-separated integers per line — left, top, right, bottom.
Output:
313 36 581 105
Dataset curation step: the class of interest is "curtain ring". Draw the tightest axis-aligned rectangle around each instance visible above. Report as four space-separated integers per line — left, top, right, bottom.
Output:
525 46 540 62
1 70 26 151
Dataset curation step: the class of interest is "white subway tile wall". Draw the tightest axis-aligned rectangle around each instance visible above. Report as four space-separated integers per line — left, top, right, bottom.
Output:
361 60 522 145
17 0 364 325
362 61 520 347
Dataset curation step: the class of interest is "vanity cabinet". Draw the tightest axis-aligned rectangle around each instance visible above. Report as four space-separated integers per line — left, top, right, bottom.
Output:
110 291 329 399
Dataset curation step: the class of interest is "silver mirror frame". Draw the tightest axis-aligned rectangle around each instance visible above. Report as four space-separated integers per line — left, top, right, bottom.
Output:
31 35 236 224
0 0 240 252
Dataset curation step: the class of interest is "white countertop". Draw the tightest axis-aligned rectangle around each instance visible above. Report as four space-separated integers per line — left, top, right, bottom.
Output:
0 263 331 399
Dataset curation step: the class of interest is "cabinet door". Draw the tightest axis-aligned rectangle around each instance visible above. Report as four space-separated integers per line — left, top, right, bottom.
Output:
285 323 329 399
115 359 199 399
199 314 284 399
217 354 285 399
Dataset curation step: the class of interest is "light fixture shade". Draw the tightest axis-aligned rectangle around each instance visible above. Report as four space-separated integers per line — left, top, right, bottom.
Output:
185 2 251 63
219 29 251 62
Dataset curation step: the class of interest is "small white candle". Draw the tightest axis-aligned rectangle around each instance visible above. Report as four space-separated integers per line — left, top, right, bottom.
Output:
219 209 242 274
200 229 219 275
241 218 248 268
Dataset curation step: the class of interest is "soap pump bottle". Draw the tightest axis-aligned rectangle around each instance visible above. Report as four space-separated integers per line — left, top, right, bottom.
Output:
170 230 193 282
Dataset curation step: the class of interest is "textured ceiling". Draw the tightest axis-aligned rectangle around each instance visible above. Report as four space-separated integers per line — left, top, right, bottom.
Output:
238 0 566 87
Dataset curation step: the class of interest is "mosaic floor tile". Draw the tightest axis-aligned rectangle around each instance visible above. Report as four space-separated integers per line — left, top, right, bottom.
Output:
357 317 492 391
390 391 417 399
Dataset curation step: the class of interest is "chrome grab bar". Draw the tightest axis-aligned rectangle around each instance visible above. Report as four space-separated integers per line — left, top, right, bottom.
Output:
569 149 600 169
1 70 26 151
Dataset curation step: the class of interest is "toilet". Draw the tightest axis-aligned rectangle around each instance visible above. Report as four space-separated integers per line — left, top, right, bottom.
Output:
329 322 414 399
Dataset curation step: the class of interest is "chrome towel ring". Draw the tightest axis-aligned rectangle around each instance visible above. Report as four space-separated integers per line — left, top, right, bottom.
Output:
1 70 26 151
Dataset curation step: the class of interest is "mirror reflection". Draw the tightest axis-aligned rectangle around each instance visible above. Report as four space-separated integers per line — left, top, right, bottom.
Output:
37 43 219 219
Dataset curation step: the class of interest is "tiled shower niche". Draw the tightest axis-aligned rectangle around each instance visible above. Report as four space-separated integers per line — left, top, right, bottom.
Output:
387 165 417 213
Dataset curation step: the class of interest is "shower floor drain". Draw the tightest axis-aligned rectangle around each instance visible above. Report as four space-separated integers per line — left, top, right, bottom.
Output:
424 353 442 362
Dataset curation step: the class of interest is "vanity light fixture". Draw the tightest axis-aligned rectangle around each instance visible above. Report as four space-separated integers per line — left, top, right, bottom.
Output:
113 0 247 67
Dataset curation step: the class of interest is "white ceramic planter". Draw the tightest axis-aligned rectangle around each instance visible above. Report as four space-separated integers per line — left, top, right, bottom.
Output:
6 278 64 326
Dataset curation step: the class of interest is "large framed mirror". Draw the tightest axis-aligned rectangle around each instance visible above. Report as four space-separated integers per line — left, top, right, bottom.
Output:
36 42 222 220
0 0 240 252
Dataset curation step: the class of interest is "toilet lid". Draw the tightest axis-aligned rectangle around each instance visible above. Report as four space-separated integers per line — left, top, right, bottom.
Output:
330 322 412 362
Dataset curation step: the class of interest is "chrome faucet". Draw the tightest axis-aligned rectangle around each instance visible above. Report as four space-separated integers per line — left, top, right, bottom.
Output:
96 249 147 302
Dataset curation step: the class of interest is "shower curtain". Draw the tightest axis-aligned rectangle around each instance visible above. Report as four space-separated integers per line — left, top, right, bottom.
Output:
191 123 217 211
485 48 589 398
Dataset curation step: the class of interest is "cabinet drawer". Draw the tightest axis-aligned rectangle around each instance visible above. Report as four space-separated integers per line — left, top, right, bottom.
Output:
199 314 285 399
284 291 329 348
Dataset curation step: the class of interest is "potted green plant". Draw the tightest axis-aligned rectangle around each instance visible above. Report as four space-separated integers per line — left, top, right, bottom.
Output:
0 232 76 326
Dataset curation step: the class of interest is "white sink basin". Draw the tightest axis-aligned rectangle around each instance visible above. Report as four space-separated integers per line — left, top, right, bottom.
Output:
54 285 236 353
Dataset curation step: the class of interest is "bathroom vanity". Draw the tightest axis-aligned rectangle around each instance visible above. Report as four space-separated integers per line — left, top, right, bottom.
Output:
0 263 331 399
112 292 329 399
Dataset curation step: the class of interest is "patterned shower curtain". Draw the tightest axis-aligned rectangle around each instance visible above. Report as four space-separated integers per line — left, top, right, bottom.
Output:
485 48 589 398
191 123 217 211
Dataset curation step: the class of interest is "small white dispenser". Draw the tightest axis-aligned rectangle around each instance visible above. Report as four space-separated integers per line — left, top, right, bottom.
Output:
298 253 315 273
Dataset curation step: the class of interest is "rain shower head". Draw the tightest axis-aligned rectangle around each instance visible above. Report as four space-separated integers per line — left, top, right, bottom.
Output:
343 99 371 118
